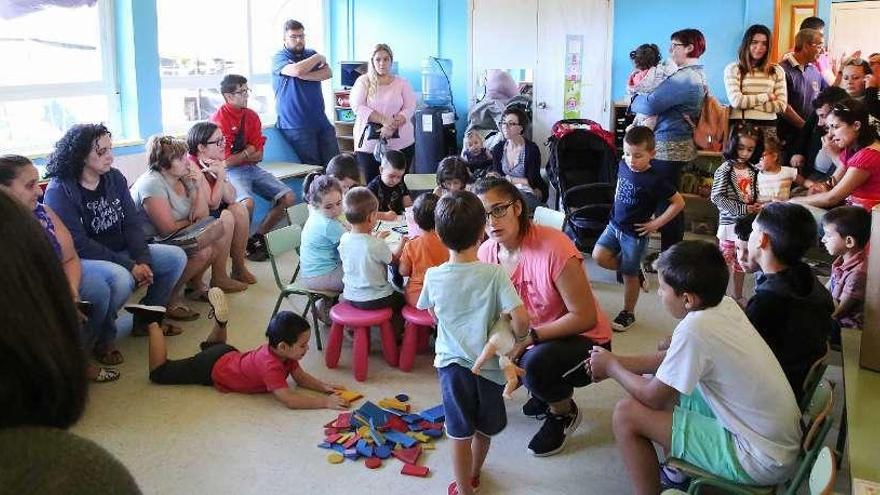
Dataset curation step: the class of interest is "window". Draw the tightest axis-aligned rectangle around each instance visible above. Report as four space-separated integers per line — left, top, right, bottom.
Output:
156 0 325 134
0 1 120 155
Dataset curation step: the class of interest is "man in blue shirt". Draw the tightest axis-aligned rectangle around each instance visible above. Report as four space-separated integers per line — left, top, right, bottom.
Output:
779 29 828 159
272 19 338 167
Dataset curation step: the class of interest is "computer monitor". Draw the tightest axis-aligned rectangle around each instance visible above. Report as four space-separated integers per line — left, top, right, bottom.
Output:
340 61 368 88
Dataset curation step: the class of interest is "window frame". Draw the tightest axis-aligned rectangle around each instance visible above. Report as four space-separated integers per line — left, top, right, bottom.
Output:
0 0 123 151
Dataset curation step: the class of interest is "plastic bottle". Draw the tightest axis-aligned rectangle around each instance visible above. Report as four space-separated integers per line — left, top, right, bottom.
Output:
421 57 452 107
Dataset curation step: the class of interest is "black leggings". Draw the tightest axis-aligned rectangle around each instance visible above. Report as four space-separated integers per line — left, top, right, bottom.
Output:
519 335 611 403
149 343 237 386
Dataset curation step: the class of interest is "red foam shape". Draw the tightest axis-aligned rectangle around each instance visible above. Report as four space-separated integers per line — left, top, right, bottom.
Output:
334 412 352 429
365 457 382 469
342 433 360 449
400 463 429 477
325 433 342 443
391 446 421 465
387 415 410 433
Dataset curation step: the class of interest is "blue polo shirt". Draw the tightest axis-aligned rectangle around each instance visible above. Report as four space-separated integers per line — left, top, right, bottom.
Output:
781 55 827 121
272 47 332 130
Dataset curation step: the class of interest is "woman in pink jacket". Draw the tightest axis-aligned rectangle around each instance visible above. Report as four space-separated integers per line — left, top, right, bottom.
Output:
350 43 417 184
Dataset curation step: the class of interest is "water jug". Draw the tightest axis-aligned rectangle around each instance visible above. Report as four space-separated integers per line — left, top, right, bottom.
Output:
421 57 452 107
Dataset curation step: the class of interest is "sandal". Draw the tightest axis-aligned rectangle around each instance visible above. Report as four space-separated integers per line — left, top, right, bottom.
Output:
185 288 210 302
88 365 120 383
94 347 124 366
448 477 481 495
166 305 200 321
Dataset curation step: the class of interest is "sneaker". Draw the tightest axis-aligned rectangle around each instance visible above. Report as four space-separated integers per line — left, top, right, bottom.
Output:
207 287 228 325
447 476 480 495
659 464 691 491
638 266 650 293
527 400 582 457
611 310 636 332
522 395 549 417
125 303 167 333
246 234 269 262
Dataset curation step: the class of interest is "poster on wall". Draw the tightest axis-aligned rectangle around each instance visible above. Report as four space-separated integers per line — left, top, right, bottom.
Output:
563 34 584 120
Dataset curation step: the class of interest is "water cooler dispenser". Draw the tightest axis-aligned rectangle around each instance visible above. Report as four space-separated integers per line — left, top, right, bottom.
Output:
413 57 457 174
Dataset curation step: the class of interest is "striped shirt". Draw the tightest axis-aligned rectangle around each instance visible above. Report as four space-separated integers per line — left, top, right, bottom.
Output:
724 62 787 121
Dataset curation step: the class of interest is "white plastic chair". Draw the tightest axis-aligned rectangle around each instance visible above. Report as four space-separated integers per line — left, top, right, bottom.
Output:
533 206 565 231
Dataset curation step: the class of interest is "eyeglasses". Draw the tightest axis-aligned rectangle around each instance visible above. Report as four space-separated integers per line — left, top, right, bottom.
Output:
485 200 516 220
500 121 521 127
228 88 251 96
670 42 687 48
287 34 305 40
206 137 226 146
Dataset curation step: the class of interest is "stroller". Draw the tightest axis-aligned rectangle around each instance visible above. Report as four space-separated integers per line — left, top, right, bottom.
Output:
545 119 618 252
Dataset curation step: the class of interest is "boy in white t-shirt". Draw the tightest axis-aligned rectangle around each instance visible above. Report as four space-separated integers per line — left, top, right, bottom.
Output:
588 240 801 494
338 187 407 313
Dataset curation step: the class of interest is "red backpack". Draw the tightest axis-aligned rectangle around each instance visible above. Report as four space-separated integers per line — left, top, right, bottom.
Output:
683 90 729 152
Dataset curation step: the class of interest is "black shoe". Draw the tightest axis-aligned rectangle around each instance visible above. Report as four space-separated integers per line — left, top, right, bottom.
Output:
522 395 549 417
124 304 166 329
611 310 636 332
246 234 269 262
527 401 582 457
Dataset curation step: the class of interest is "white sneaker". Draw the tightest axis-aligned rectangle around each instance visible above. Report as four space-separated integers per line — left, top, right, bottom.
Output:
207 287 228 324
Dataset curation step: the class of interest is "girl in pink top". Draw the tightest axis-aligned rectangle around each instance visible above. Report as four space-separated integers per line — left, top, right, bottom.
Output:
475 177 612 457
350 43 417 184
794 100 880 211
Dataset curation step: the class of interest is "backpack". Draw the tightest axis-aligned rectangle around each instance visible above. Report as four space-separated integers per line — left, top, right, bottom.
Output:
683 90 729 152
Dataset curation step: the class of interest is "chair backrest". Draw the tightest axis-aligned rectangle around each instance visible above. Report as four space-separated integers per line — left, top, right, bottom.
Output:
802 381 834 452
533 206 565 231
785 417 837 495
799 345 830 412
287 203 311 229
807 447 836 495
265 224 302 290
801 379 833 434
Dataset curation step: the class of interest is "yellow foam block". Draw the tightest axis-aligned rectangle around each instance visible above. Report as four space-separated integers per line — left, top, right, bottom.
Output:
378 398 410 412
335 389 364 403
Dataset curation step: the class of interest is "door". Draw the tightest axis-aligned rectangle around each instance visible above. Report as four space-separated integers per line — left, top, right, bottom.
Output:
829 1 880 57
533 0 612 162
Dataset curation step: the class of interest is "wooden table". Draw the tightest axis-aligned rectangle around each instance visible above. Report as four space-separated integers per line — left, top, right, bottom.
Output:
262 162 323 180
841 328 880 492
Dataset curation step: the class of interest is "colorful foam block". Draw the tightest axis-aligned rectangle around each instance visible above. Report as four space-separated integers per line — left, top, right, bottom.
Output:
375 444 392 459
379 398 411 412
418 404 445 423
391 446 421 465
357 401 389 425
400 463 430 477
356 439 373 458
333 412 352 429
384 431 417 448
423 429 443 438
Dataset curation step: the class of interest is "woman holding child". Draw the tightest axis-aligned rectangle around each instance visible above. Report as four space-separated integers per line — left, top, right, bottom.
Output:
630 28 707 251
793 99 880 212
724 24 787 140
474 176 612 457
350 43 417 184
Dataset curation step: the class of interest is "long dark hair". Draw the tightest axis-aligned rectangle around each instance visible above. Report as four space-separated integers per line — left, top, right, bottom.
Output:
472 175 531 240
45 123 111 181
828 99 880 153
0 190 87 429
737 24 774 77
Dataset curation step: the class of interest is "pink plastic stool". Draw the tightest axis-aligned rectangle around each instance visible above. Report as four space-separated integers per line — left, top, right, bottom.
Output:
324 302 398 381
399 305 435 372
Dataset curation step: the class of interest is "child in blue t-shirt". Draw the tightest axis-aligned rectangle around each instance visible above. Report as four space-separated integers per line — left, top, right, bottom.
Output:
299 174 347 322
592 126 684 332
417 190 528 495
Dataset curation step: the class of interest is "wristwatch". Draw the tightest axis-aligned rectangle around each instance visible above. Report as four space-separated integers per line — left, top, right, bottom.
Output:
528 327 540 344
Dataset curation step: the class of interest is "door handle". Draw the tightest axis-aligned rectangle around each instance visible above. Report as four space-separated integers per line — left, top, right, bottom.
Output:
537 101 547 109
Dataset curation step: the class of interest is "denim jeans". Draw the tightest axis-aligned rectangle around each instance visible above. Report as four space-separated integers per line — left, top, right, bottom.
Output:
79 244 186 349
278 125 339 166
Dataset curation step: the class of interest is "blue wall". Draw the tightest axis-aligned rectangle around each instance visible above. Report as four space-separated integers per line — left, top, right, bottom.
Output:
612 0 776 105
328 0 470 139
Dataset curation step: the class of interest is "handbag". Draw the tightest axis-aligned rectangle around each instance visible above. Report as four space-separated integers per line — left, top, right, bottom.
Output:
357 121 399 148
153 216 224 256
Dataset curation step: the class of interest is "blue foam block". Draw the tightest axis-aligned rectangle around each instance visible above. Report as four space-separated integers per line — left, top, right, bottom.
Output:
357 401 389 425
356 438 373 458
401 414 423 424
317 442 333 449
384 431 418 448
418 404 445 423
375 444 392 459
424 428 443 438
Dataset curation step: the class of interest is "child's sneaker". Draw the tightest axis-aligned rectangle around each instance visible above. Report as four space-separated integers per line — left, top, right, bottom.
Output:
207 287 228 325
611 310 636 332
447 476 480 495
125 304 167 335
527 400 582 457
659 464 691 491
